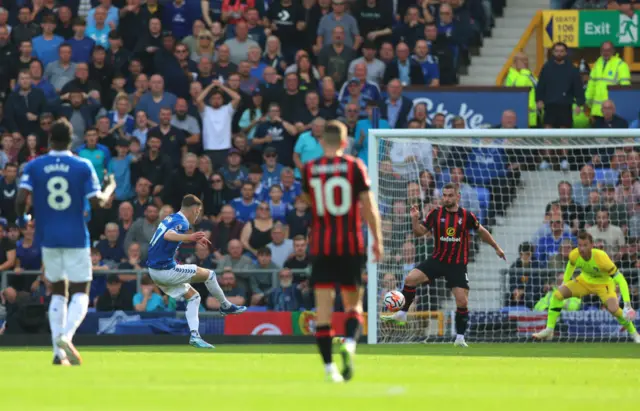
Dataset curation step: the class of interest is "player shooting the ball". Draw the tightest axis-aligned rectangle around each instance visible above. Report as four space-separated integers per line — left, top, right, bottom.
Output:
533 231 640 342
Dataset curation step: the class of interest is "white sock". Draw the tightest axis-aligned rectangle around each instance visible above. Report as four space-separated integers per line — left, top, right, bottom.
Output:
456 334 465 340
49 294 68 358
205 271 231 309
185 293 201 336
63 293 89 341
325 363 337 373
395 310 407 320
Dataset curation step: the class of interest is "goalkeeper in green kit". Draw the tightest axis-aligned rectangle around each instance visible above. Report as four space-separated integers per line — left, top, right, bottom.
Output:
533 232 640 342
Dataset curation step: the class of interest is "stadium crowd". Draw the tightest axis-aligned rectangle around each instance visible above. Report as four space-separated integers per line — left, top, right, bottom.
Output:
0 0 637 331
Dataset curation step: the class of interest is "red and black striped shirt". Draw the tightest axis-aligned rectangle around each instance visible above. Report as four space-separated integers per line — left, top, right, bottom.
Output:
302 155 370 257
422 206 479 265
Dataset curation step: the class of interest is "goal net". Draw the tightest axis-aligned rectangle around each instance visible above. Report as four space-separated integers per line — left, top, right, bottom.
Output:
365 129 640 344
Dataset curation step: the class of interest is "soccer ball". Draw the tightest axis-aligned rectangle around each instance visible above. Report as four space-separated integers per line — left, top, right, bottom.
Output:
384 290 405 312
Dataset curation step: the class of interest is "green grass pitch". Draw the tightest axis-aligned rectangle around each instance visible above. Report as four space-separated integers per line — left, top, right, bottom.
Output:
2 343 638 411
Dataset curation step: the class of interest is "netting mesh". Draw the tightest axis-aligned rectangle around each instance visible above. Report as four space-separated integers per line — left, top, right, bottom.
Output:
369 131 640 343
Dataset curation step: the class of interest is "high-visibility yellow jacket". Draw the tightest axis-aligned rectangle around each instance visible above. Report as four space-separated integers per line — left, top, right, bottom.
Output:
514 69 538 127
505 67 520 87
585 55 631 117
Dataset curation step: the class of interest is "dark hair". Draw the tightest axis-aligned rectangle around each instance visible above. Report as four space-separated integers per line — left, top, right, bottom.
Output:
442 182 459 192
182 194 203 208
50 122 72 146
4 163 18 170
59 43 72 51
577 231 593 243
242 181 255 189
256 247 271 256
90 247 101 255
248 164 262 174
72 17 86 26
42 15 57 24
108 31 122 40
553 42 568 51
557 180 572 191
518 242 533 253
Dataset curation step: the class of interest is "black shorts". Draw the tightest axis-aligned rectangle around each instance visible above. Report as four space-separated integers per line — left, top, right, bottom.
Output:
543 103 573 128
415 258 469 290
311 255 365 291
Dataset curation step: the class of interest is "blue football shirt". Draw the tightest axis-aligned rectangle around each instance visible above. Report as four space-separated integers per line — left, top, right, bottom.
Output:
147 212 190 270
19 151 101 248
229 198 259 223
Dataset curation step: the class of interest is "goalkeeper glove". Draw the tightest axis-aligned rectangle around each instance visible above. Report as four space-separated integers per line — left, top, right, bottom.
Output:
623 304 637 321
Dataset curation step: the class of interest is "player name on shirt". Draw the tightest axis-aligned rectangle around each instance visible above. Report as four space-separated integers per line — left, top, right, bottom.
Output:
44 163 70 173
308 162 349 174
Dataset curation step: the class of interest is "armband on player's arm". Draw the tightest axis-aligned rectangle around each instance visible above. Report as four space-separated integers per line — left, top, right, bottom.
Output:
612 272 631 304
562 261 577 284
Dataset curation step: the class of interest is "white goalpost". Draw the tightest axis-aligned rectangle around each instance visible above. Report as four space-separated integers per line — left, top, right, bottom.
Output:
366 128 640 344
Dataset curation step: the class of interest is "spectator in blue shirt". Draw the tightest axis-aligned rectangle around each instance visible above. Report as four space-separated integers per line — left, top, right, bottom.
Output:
535 213 576 266
163 0 193 40
96 222 126 267
337 63 381 103
135 74 178 123
413 39 440 86
219 149 249 198
261 147 284 187
280 167 302 206
230 182 260 223
85 6 111 49
267 184 292 223
108 139 136 201
87 0 120 29
16 59 58 101
67 17 95 64
76 127 111 181
337 78 368 118
266 268 303 311
14 220 41 293
108 94 135 136
133 275 167 312
354 99 390 167
32 15 64 68
293 118 325 179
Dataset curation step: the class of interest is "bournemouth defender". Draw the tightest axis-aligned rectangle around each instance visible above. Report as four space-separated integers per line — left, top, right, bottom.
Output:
533 231 640 342
302 121 383 383
383 183 505 347
16 118 115 366
147 194 247 348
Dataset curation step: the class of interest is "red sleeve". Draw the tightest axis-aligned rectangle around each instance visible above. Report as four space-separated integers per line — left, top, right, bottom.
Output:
466 210 480 230
352 158 370 195
222 0 233 11
423 208 436 229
